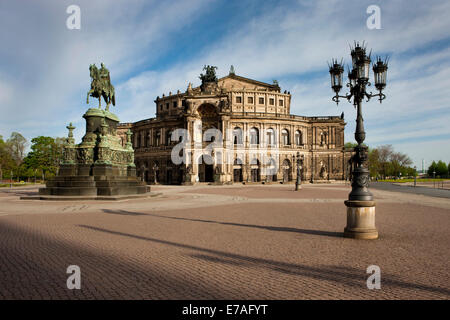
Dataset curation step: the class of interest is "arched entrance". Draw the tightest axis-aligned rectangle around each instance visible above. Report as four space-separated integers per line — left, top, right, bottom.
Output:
266 157 277 182
198 154 214 182
282 159 292 182
196 104 219 136
233 158 243 182
250 159 260 182
166 169 173 184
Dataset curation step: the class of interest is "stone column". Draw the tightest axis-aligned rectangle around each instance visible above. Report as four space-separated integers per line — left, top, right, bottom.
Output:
344 200 378 240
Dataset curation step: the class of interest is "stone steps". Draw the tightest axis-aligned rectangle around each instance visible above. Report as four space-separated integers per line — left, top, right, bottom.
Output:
39 175 148 197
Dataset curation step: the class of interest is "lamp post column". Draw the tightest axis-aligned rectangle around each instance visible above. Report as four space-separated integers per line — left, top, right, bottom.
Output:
344 98 377 240
328 42 388 240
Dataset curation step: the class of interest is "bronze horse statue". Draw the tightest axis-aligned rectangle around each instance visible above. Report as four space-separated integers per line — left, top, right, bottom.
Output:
86 63 116 111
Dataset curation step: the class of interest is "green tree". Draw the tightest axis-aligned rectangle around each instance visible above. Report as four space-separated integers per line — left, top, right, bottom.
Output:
368 148 380 178
22 136 65 177
405 166 417 177
6 132 27 166
0 135 17 180
435 160 448 177
428 161 437 176
377 145 394 179
390 151 412 178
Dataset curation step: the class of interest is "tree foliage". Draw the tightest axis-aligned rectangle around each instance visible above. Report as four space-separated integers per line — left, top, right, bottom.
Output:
22 136 65 178
6 132 27 165
0 135 16 179
428 160 449 177
365 144 414 178
0 132 65 181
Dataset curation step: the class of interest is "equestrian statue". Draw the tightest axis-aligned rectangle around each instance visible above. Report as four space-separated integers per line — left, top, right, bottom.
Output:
86 63 116 111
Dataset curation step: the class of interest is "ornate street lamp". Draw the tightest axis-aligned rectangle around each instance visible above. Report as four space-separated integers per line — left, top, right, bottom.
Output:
295 152 303 191
328 41 388 240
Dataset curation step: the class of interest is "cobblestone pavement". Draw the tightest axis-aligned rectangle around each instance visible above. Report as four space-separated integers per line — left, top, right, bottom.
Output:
0 183 449 300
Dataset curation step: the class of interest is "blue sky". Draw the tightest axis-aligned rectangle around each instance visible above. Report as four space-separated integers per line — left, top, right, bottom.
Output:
0 0 449 170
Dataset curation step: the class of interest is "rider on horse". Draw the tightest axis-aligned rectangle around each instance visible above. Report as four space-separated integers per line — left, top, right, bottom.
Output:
86 63 116 111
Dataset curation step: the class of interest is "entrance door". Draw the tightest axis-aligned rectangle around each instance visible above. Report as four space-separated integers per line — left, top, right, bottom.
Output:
283 169 289 182
167 169 172 184
204 164 214 182
251 169 260 182
282 159 291 182
199 155 214 182
233 168 242 182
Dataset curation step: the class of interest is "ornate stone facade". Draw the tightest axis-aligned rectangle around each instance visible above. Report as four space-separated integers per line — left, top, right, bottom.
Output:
118 71 352 184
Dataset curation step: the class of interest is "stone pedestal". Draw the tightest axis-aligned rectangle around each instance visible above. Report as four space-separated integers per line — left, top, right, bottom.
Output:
34 108 149 200
344 200 378 239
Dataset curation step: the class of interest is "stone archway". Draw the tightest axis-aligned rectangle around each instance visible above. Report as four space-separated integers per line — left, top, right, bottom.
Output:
250 158 261 182
282 159 292 182
233 158 243 182
196 103 219 133
198 154 214 182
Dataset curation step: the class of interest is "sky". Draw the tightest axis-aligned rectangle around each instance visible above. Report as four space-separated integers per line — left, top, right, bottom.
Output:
0 0 449 170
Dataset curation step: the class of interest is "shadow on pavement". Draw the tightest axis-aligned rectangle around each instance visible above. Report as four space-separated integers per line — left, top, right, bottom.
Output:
79 224 450 297
0 220 229 299
101 209 344 238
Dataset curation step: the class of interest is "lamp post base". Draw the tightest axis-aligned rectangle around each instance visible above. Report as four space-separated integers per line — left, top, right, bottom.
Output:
344 200 378 240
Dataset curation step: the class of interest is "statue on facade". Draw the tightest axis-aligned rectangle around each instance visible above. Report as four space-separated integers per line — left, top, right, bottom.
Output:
86 63 116 111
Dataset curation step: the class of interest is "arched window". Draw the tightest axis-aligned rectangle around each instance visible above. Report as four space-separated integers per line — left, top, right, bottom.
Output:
282 129 290 145
134 133 138 148
166 130 172 145
295 130 302 146
266 128 275 146
233 127 243 145
137 132 141 148
154 130 161 147
320 131 327 145
250 127 259 145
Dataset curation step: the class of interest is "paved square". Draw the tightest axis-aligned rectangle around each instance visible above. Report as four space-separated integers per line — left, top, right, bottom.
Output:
0 183 449 299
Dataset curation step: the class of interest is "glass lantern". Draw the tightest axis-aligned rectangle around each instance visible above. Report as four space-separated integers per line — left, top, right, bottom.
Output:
373 57 388 91
357 55 371 81
329 61 344 94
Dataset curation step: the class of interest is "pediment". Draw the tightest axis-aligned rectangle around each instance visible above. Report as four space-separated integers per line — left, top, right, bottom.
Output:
217 74 279 91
